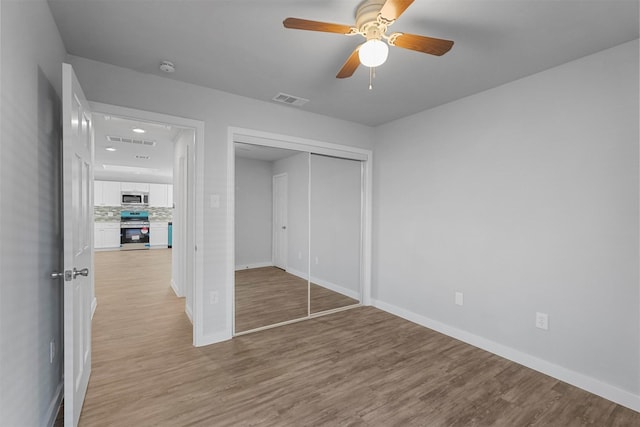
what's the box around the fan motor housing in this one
[355,0,386,30]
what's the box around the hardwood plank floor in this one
[73,249,640,426]
[235,267,359,332]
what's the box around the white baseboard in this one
[185,303,193,324]
[171,279,183,297]
[311,276,359,300]
[371,298,640,413]
[45,381,63,427]
[286,267,307,280]
[235,261,273,271]
[195,330,232,347]
[286,268,359,300]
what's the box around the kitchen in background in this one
[94,181,174,250]
[92,112,180,251]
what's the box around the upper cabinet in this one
[95,180,173,207]
[121,182,150,192]
[94,180,121,206]
[149,183,174,208]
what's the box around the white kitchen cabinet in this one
[149,183,174,208]
[149,183,168,207]
[94,180,121,206]
[94,180,104,206]
[103,181,121,205]
[121,182,150,192]
[150,222,169,247]
[94,223,121,249]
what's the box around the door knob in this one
[73,267,89,278]
[51,270,72,281]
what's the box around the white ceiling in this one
[48,0,639,127]
[93,113,182,183]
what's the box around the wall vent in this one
[106,135,156,146]
[272,92,309,107]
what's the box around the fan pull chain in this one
[369,67,376,90]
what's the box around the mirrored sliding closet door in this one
[234,143,364,334]
[309,154,362,314]
[234,144,309,333]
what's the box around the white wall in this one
[373,40,640,403]
[273,152,310,276]
[67,55,374,341]
[0,0,67,425]
[310,155,362,297]
[235,157,273,269]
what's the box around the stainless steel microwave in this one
[121,192,149,206]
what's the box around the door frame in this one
[272,172,288,270]
[89,102,206,346]
[227,126,373,336]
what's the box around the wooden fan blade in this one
[392,33,454,56]
[379,0,414,22]
[283,17,354,35]
[336,47,361,79]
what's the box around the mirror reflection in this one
[234,143,364,333]
[310,154,362,313]
[234,143,309,332]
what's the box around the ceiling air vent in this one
[272,92,309,107]
[106,135,156,146]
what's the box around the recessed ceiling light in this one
[132,128,146,134]
[105,147,117,152]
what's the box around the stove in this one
[120,210,150,250]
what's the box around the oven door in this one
[120,224,150,250]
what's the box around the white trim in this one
[185,303,193,324]
[91,297,97,319]
[89,102,205,347]
[372,298,640,413]
[227,127,237,339]
[170,279,182,297]
[311,277,360,300]
[235,262,273,271]
[198,330,233,347]
[45,382,63,427]
[286,267,308,281]
[286,267,360,300]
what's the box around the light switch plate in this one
[455,291,463,306]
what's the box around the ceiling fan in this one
[283,0,454,80]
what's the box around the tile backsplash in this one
[94,206,173,222]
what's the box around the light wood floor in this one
[235,266,359,332]
[71,249,640,426]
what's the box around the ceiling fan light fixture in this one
[358,39,389,67]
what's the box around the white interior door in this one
[62,63,94,427]
[273,173,288,270]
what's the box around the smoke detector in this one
[159,61,175,73]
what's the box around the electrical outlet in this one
[455,291,463,306]
[315,257,319,265]
[210,291,219,304]
[536,312,549,330]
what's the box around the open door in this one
[62,63,94,426]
